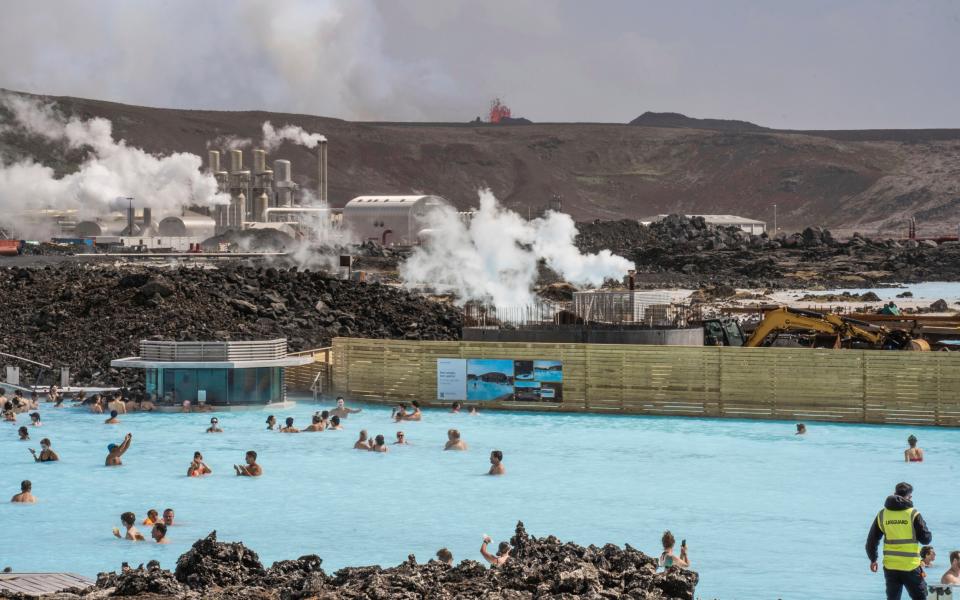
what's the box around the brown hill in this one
[2,89,959,234]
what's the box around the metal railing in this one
[139,339,288,362]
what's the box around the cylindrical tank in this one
[157,213,217,239]
[208,150,221,173]
[232,193,245,229]
[230,149,243,173]
[274,159,291,182]
[253,149,267,174]
[74,221,104,238]
[254,193,269,222]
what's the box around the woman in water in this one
[29,412,42,426]
[372,434,388,452]
[659,530,690,569]
[29,438,59,462]
[142,509,159,526]
[2,402,16,422]
[328,416,343,430]
[206,417,222,433]
[18,426,30,441]
[905,435,924,462]
[188,451,212,477]
[265,415,277,430]
[113,512,145,541]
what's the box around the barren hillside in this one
[2,90,959,234]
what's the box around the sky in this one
[0,0,957,129]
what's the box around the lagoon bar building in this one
[111,339,313,407]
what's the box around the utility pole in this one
[773,204,777,234]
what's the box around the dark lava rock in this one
[0,264,462,390]
[930,298,950,312]
[174,531,266,589]
[69,524,697,599]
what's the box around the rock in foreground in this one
[24,525,698,600]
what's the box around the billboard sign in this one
[437,358,563,403]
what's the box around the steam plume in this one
[0,93,229,236]
[262,121,326,152]
[399,189,634,306]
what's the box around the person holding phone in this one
[659,530,690,569]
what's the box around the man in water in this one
[280,417,299,433]
[444,429,468,451]
[151,523,170,544]
[866,481,932,600]
[405,401,422,421]
[921,546,936,579]
[143,509,159,525]
[795,423,806,435]
[105,433,133,466]
[393,431,408,445]
[105,410,120,424]
[29,412,41,426]
[942,551,960,584]
[436,548,454,565]
[372,434,388,452]
[11,480,35,503]
[113,512,145,541]
[18,426,29,440]
[330,397,362,419]
[488,450,505,475]
[29,438,59,462]
[304,415,325,432]
[328,415,343,430]
[162,508,175,526]
[354,430,372,450]
[392,404,409,421]
[480,535,510,567]
[235,450,262,476]
[206,417,223,433]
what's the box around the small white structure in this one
[642,214,766,235]
[343,195,451,246]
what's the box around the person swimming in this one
[488,450,505,475]
[206,417,223,433]
[104,410,120,425]
[330,397,362,419]
[113,512,145,541]
[905,435,924,462]
[2,402,16,422]
[162,508,175,526]
[328,415,343,430]
[105,433,133,466]
[372,434,388,453]
[405,401,422,421]
[142,509,159,526]
[304,414,325,432]
[266,415,277,430]
[393,431,408,445]
[795,423,806,435]
[18,426,29,441]
[392,404,409,422]
[354,430,372,450]
[151,523,170,544]
[188,452,212,477]
[480,535,510,567]
[444,429,468,451]
[29,438,59,462]
[280,417,299,433]
[29,412,41,426]
[450,402,462,414]
[10,480,36,504]
[469,406,479,416]
[234,450,262,476]
[436,548,454,565]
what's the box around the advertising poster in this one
[437,358,467,401]
[438,357,564,403]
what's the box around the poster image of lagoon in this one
[534,360,563,382]
[466,359,515,402]
[511,360,563,402]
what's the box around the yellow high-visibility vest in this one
[878,507,921,571]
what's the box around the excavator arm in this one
[744,307,884,348]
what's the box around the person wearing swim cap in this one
[105,433,133,466]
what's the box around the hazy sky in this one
[1,0,957,129]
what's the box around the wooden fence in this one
[286,347,333,394]
[332,337,960,426]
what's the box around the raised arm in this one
[117,434,133,456]
[480,540,498,565]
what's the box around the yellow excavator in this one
[703,307,930,350]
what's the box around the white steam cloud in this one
[400,189,634,306]
[0,94,229,236]
[261,121,326,152]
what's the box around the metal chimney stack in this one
[317,137,328,206]
[229,149,243,173]
[253,149,267,174]
[208,150,221,173]
[142,207,152,229]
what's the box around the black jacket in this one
[866,495,932,563]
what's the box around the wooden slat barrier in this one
[331,337,960,426]
[285,348,333,392]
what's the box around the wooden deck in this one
[0,573,94,597]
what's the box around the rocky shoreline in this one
[0,264,461,390]
[4,524,697,599]
[576,215,960,289]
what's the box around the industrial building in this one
[111,339,313,408]
[641,214,767,234]
[342,195,453,246]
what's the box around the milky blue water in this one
[2,399,959,600]
[814,281,960,302]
